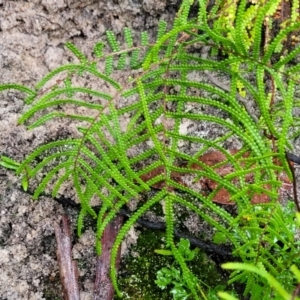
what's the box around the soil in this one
[0,1,180,299]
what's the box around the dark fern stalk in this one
[1,0,300,298]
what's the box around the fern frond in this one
[35,64,121,91]
[110,189,168,297]
[252,0,280,60]
[263,22,300,65]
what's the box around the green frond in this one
[63,77,74,97]
[72,171,97,218]
[19,99,104,123]
[234,0,247,56]
[156,20,168,42]
[0,83,36,97]
[277,80,295,179]
[33,161,72,199]
[124,27,133,48]
[105,55,113,76]
[65,42,89,65]
[137,79,166,163]
[252,0,281,60]
[177,0,192,25]
[291,0,299,24]
[34,64,120,91]
[165,194,175,247]
[93,42,105,58]
[263,22,300,65]
[116,52,126,70]
[273,43,300,70]
[52,169,73,198]
[130,49,141,69]
[110,190,167,297]
[172,247,200,299]
[106,30,120,52]
[16,139,81,174]
[141,31,149,47]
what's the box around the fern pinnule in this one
[65,42,89,65]
[124,27,134,48]
[165,195,175,248]
[274,43,300,70]
[116,52,126,70]
[52,169,73,198]
[106,30,120,52]
[19,99,104,124]
[137,79,167,163]
[72,171,97,218]
[29,113,94,130]
[33,161,73,200]
[141,31,149,47]
[34,64,120,91]
[16,139,80,175]
[93,42,104,58]
[170,181,234,224]
[0,84,36,101]
[277,80,294,178]
[263,22,300,65]
[143,23,199,70]
[19,86,112,124]
[104,56,113,76]
[234,0,247,56]
[177,0,193,26]
[130,49,141,69]
[156,20,168,42]
[197,0,236,50]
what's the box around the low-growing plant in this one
[1,0,300,298]
[155,238,200,299]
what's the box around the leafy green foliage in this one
[221,262,300,300]
[155,239,201,300]
[1,0,300,298]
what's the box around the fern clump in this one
[1,0,300,298]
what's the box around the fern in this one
[1,0,300,298]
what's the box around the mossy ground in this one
[117,227,231,299]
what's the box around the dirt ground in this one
[0,1,179,299]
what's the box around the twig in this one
[54,215,80,300]
[94,215,124,300]
[286,151,300,212]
